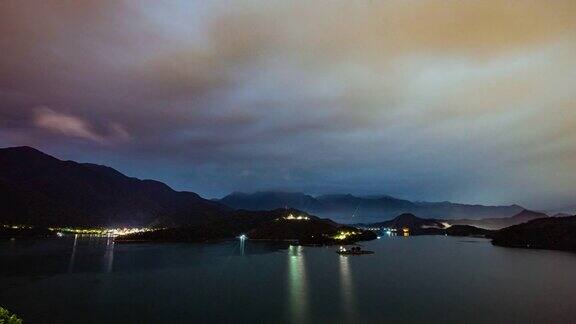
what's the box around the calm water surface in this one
[1,235,576,323]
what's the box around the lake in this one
[1,235,576,323]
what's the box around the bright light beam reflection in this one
[104,234,114,273]
[68,234,78,273]
[339,255,355,321]
[239,234,246,256]
[288,245,308,323]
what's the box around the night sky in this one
[1,1,575,209]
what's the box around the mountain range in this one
[219,191,525,223]
[0,146,550,229]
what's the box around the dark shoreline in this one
[491,216,576,252]
[5,216,576,253]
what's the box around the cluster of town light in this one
[284,214,310,221]
[3,224,157,238]
[48,227,155,237]
[107,228,154,236]
[356,226,411,237]
[382,227,409,237]
[333,231,361,240]
[2,224,33,230]
[48,227,104,235]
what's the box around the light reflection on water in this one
[104,235,114,273]
[339,255,355,321]
[3,236,576,323]
[239,236,246,256]
[288,245,307,323]
[68,234,78,273]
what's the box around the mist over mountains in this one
[219,191,524,223]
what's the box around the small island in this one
[356,213,495,238]
[115,208,377,245]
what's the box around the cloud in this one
[33,107,131,145]
[34,108,105,143]
[0,1,575,208]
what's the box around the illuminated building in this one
[283,214,310,221]
[402,228,410,237]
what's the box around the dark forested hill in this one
[0,146,230,227]
[492,216,576,251]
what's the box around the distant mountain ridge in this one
[221,191,321,212]
[448,209,549,230]
[546,205,576,216]
[219,191,524,223]
[0,146,230,227]
[356,209,551,231]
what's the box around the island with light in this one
[114,208,377,245]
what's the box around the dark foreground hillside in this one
[0,146,229,227]
[492,216,576,251]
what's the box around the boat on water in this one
[336,246,374,255]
